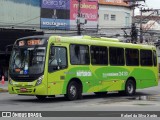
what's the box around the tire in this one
[125,79,136,96]
[65,81,80,101]
[94,92,107,96]
[36,95,47,101]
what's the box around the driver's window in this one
[48,46,67,72]
[14,53,21,68]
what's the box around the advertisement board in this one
[70,0,98,29]
[41,0,70,9]
[41,18,70,30]
[99,0,129,6]
[41,8,70,19]
[70,0,98,21]
[41,0,98,30]
[41,0,70,30]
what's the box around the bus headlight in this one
[8,76,13,85]
[36,75,44,86]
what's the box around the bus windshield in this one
[9,46,46,75]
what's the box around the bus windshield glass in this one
[9,46,46,75]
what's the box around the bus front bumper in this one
[8,83,47,95]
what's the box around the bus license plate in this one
[20,88,27,92]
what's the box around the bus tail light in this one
[36,75,44,86]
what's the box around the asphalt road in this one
[0,84,160,111]
[0,82,160,119]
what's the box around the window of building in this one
[70,44,90,65]
[126,49,139,66]
[111,15,116,21]
[91,46,108,65]
[109,47,124,65]
[125,13,130,27]
[140,50,153,66]
[104,14,109,21]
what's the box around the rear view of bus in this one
[8,36,48,99]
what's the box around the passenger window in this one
[140,50,153,66]
[126,49,139,66]
[153,50,157,66]
[70,44,90,65]
[109,47,124,66]
[91,46,108,65]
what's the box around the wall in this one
[98,5,132,29]
[0,0,40,29]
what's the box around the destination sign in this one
[18,39,44,46]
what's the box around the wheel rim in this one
[69,85,77,97]
[127,82,133,94]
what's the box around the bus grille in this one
[11,76,38,82]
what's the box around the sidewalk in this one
[0,81,8,92]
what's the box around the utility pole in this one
[77,0,81,35]
[131,2,136,23]
[123,0,145,43]
[140,7,143,43]
[129,3,140,43]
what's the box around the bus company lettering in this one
[77,71,92,77]
[103,72,128,78]
[73,3,97,9]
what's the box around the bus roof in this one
[50,35,156,50]
[15,35,156,50]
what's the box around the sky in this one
[135,0,160,15]
[145,0,159,9]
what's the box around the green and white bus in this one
[8,35,158,100]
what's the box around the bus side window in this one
[125,49,139,66]
[49,47,57,66]
[109,47,124,66]
[153,50,157,66]
[48,46,67,72]
[70,44,89,65]
[91,46,108,65]
[140,50,153,66]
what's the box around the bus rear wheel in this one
[36,95,47,101]
[65,81,80,101]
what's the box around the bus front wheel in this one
[125,79,136,96]
[65,81,80,101]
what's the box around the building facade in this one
[0,0,132,34]
[98,0,132,37]
[0,0,40,29]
